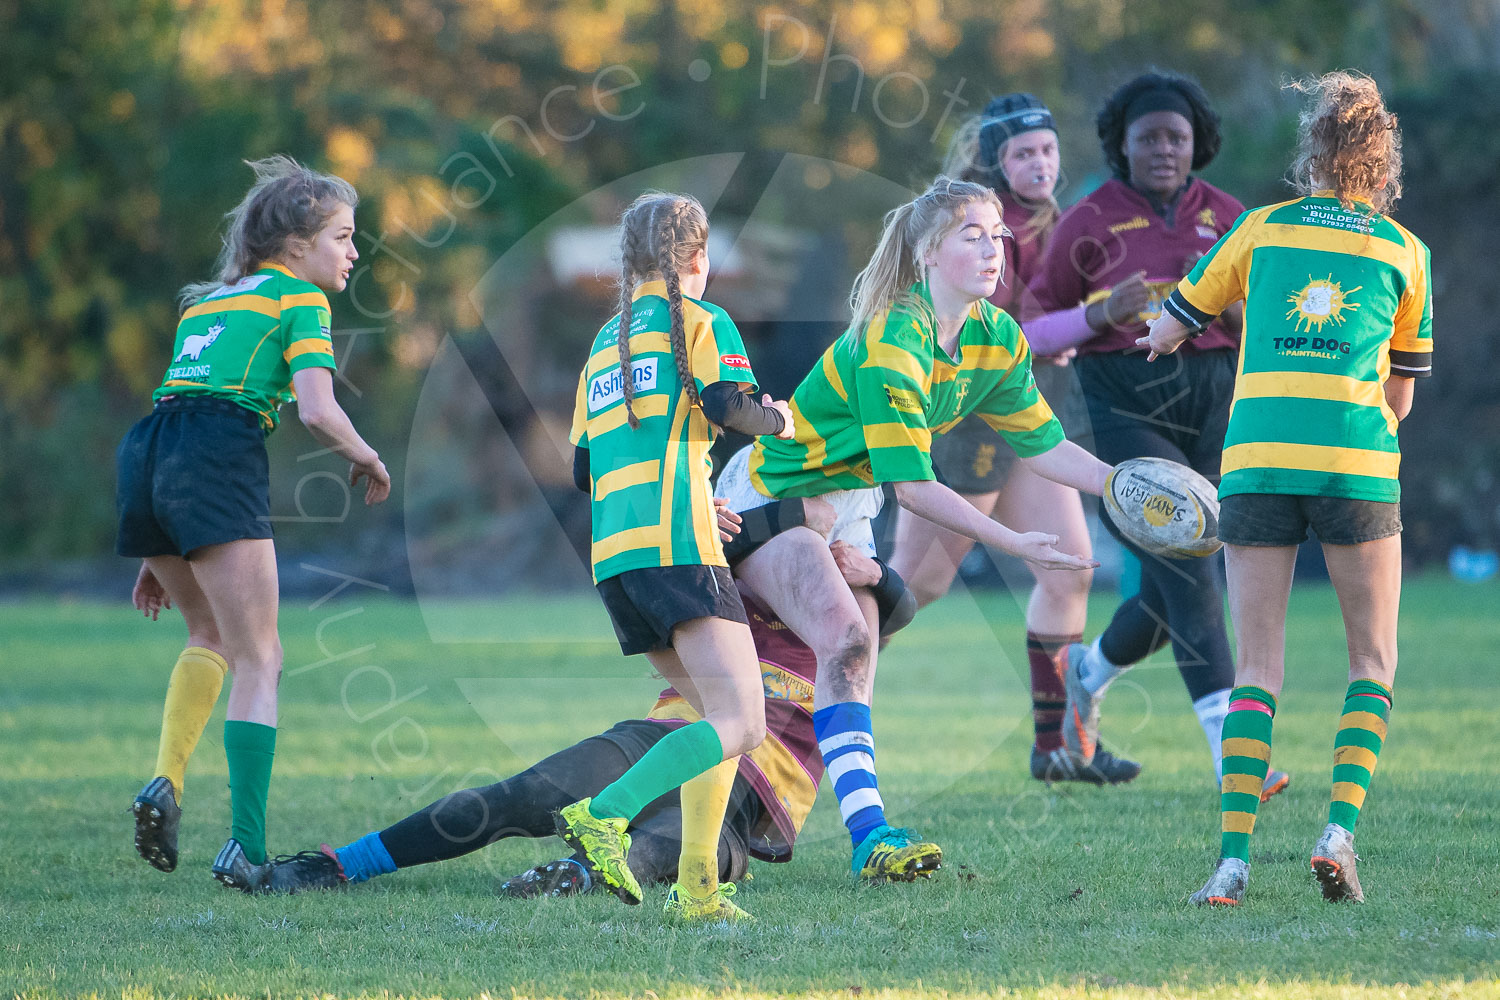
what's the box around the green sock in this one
[1329,679,1392,833]
[1219,686,1276,864]
[589,719,724,823]
[224,720,276,864]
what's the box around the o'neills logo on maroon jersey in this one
[721,353,751,370]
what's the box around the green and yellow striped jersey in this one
[153,263,337,432]
[570,280,758,583]
[1164,193,1433,502]
[749,282,1063,497]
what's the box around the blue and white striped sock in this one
[334,831,398,884]
[813,702,887,847]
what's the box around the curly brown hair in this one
[1287,71,1402,213]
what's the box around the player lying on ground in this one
[267,505,921,906]
[1139,71,1430,907]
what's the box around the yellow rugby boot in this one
[553,798,642,905]
[664,881,754,923]
[852,825,943,883]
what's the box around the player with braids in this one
[120,156,390,891]
[560,191,794,922]
[889,93,1140,786]
[614,213,647,427]
[1140,71,1430,906]
[660,200,708,410]
[717,176,1114,882]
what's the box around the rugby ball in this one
[1103,457,1222,559]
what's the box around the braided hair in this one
[613,192,709,428]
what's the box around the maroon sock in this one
[1028,631,1080,753]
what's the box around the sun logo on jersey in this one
[1286,275,1361,333]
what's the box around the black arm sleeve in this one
[699,381,786,437]
[869,559,917,637]
[572,445,590,494]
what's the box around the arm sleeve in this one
[1388,237,1433,378]
[869,558,917,637]
[699,381,786,436]
[972,335,1065,457]
[279,287,337,373]
[687,306,759,392]
[1020,304,1094,355]
[572,445,591,493]
[851,314,937,482]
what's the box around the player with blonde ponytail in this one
[717,176,1115,881]
[562,191,793,922]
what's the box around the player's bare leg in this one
[132,555,227,872]
[1190,542,1296,907]
[1311,535,1401,903]
[736,527,939,880]
[188,538,283,889]
[645,620,764,920]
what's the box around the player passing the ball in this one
[555,192,795,922]
[716,176,1112,882]
[1137,72,1431,906]
[888,93,1138,786]
[120,156,390,891]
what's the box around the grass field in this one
[2,575,1498,999]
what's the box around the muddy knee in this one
[817,618,873,702]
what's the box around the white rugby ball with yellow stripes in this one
[1103,457,1222,559]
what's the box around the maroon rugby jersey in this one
[989,190,1055,315]
[646,591,821,863]
[1026,177,1245,355]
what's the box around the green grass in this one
[2,576,1497,999]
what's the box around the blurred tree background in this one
[2,0,1496,590]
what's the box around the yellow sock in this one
[152,647,228,802]
[676,757,738,899]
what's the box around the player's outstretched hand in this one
[1013,532,1100,572]
[714,497,742,543]
[132,561,171,621]
[1136,311,1193,362]
[765,395,795,440]
[351,455,391,505]
[830,540,882,588]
